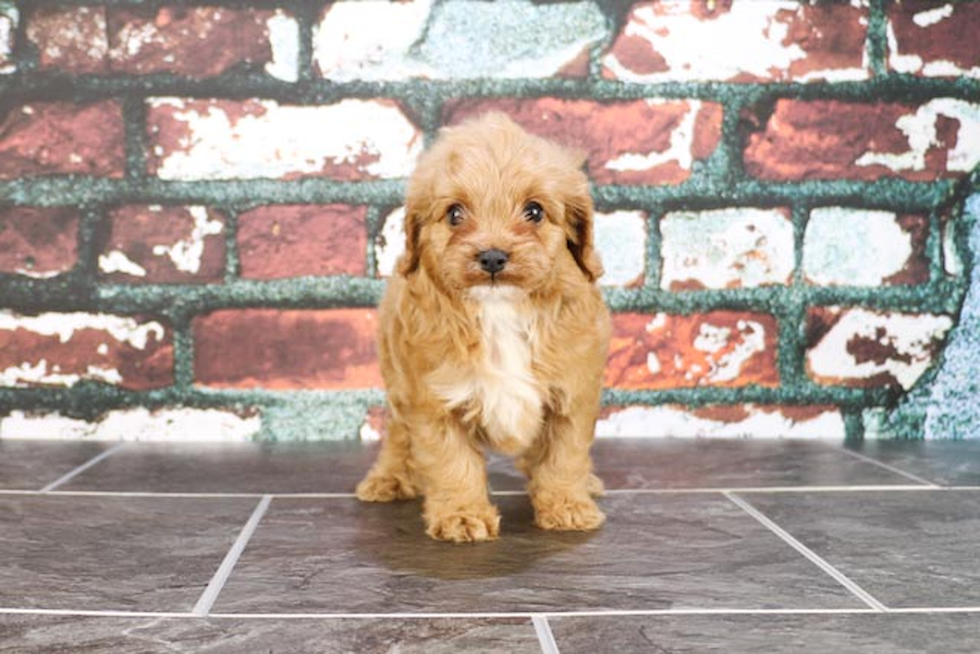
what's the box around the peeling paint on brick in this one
[98,206,226,283]
[445,98,722,185]
[0,311,172,390]
[314,0,606,81]
[606,312,779,389]
[888,1,980,79]
[660,208,794,290]
[375,207,405,278]
[744,99,980,181]
[854,99,980,175]
[803,208,927,286]
[0,2,17,74]
[594,211,646,288]
[265,11,300,82]
[0,408,260,442]
[806,308,953,390]
[596,404,845,439]
[602,0,868,83]
[147,98,422,181]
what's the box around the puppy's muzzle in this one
[478,249,509,275]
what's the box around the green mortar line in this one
[867,0,889,79]
[790,204,808,286]
[775,296,808,390]
[643,205,662,289]
[122,96,148,181]
[222,208,241,283]
[927,210,944,284]
[290,0,317,84]
[1,179,956,213]
[843,411,866,444]
[363,205,383,279]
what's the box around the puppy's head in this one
[397,113,603,294]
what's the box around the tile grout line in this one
[0,485,975,499]
[38,443,128,493]
[723,491,889,613]
[824,443,941,487]
[192,494,272,617]
[4,607,980,619]
[532,614,560,654]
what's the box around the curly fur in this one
[356,113,611,543]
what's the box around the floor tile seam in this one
[4,607,980,619]
[2,486,974,499]
[823,444,942,487]
[722,491,889,613]
[37,443,128,493]
[532,614,560,654]
[191,494,273,617]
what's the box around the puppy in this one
[356,113,611,543]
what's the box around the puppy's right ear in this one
[396,208,422,276]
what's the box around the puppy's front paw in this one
[356,473,417,502]
[532,493,605,531]
[425,505,501,543]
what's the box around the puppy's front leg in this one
[415,417,500,543]
[523,406,605,531]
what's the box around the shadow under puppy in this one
[357,113,611,543]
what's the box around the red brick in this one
[605,312,779,389]
[146,98,421,181]
[444,98,722,185]
[0,102,125,179]
[98,206,226,284]
[888,1,980,78]
[238,205,367,279]
[0,312,173,390]
[193,309,381,389]
[25,6,295,79]
[743,99,980,181]
[603,1,868,83]
[0,207,78,278]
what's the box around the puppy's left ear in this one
[563,172,604,282]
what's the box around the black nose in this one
[478,249,509,274]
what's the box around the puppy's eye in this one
[523,201,544,223]
[446,204,465,227]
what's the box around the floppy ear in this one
[396,208,423,276]
[564,174,604,282]
[396,176,429,276]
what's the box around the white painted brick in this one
[0,408,260,442]
[596,405,845,439]
[660,208,794,290]
[314,0,605,81]
[595,210,646,287]
[804,208,913,286]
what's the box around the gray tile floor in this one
[0,437,977,653]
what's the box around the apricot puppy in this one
[356,113,611,543]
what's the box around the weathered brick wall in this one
[1,1,978,441]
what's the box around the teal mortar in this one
[0,0,978,440]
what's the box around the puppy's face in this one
[398,114,602,294]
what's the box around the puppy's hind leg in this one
[356,418,419,502]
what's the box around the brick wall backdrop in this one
[0,0,978,442]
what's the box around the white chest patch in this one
[430,286,544,453]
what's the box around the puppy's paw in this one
[533,493,605,531]
[425,505,501,543]
[587,472,605,497]
[356,473,417,502]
